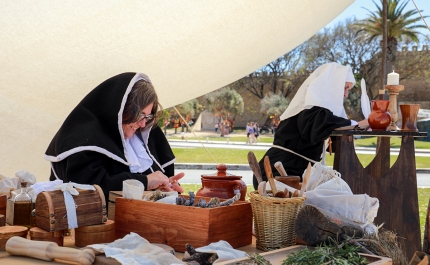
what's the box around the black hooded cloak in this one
[253,106,351,190]
[45,73,175,197]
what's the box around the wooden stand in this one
[331,130,427,260]
[384,85,404,131]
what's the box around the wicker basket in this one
[249,191,306,251]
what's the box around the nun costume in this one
[45,73,176,198]
[253,62,358,189]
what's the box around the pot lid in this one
[201,164,242,180]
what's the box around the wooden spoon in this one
[300,162,312,197]
[263,156,277,195]
[248,151,263,184]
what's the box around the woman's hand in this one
[169,172,185,193]
[146,171,185,192]
[358,119,369,129]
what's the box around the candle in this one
[387,71,399,85]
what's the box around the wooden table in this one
[330,130,427,260]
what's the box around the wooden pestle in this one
[274,161,288,176]
[300,163,312,197]
[6,236,95,265]
[263,156,278,195]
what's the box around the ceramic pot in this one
[400,104,420,132]
[368,100,391,131]
[196,164,247,201]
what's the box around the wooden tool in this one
[247,151,263,184]
[257,181,267,196]
[300,162,312,197]
[263,156,277,195]
[6,236,95,265]
[274,161,288,176]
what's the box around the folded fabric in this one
[89,232,184,265]
[195,240,247,264]
[0,175,19,197]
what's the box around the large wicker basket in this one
[249,191,306,251]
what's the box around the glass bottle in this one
[13,181,33,227]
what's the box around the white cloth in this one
[30,179,63,202]
[89,232,184,265]
[0,175,19,197]
[125,134,153,173]
[54,182,96,229]
[15,169,37,185]
[280,62,356,121]
[195,240,247,264]
[361,78,371,119]
[303,163,379,231]
[143,191,178,204]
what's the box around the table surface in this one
[0,234,264,264]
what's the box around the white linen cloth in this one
[361,78,371,119]
[304,163,379,233]
[0,175,19,197]
[195,240,248,264]
[15,169,37,185]
[29,179,63,202]
[280,62,356,121]
[125,134,153,173]
[89,232,184,265]
[53,182,96,229]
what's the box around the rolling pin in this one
[6,236,95,265]
[274,161,288,176]
[263,156,278,195]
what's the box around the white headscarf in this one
[280,62,355,121]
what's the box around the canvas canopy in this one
[0,0,354,181]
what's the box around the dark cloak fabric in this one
[45,73,175,197]
[253,106,351,190]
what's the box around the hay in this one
[357,227,408,265]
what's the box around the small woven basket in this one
[249,191,306,251]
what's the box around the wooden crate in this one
[115,196,253,252]
[108,191,122,221]
[34,184,107,231]
[217,245,392,265]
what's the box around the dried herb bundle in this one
[281,238,369,265]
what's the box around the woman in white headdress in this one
[253,62,368,189]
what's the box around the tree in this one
[259,92,289,119]
[356,0,428,73]
[205,87,244,131]
[174,99,202,119]
[232,45,306,99]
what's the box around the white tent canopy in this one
[0,0,353,181]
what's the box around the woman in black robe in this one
[45,72,183,197]
[253,62,368,189]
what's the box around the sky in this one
[324,0,430,36]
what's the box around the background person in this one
[253,62,368,189]
[45,73,184,198]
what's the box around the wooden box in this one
[35,184,107,231]
[30,226,64,246]
[217,245,392,265]
[0,226,28,250]
[115,196,253,252]
[74,219,116,247]
[108,191,122,221]
[0,194,6,216]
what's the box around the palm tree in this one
[356,0,428,72]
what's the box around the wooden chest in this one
[35,184,107,231]
[115,196,253,252]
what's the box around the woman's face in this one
[344,82,353,98]
[122,103,154,139]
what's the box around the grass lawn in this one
[180,184,430,244]
[172,147,430,168]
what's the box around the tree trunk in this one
[294,205,365,246]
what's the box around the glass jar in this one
[13,181,33,228]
